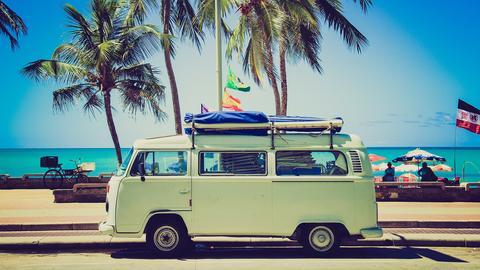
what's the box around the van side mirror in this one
[138,162,146,182]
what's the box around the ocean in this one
[0,147,479,182]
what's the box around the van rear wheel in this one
[146,220,188,257]
[302,225,341,256]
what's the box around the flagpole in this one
[454,124,457,179]
[215,0,223,111]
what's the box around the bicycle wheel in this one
[76,173,89,184]
[43,169,64,189]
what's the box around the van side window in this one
[276,151,348,176]
[130,151,187,176]
[200,152,266,175]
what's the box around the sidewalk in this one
[1,229,480,250]
[2,190,480,225]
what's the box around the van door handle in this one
[179,189,190,194]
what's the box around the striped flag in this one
[222,89,243,111]
[200,104,209,113]
[226,68,250,92]
[456,99,480,134]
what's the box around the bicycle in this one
[41,156,92,189]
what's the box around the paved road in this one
[1,246,479,270]
[1,190,480,224]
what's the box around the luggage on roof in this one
[183,111,343,135]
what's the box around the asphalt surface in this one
[1,246,479,270]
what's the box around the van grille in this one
[349,151,363,173]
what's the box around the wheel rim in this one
[44,170,62,189]
[153,226,179,251]
[308,226,334,252]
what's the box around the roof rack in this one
[183,112,343,150]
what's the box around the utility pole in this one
[215,0,223,111]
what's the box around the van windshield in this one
[116,148,133,176]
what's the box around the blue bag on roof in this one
[184,111,269,135]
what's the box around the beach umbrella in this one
[369,154,386,163]
[392,148,446,164]
[431,164,453,172]
[372,162,390,172]
[395,164,419,172]
[398,173,418,182]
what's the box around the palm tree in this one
[22,0,167,165]
[0,0,27,50]
[278,0,371,115]
[225,0,283,115]
[130,0,204,134]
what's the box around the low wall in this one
[376,186,480,202]
[0,174,112,189]
[52,184,480,203]
[53,183,108,203]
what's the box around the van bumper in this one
[360,227,383,238]
[99,221,114,235]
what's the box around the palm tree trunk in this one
[264,37,281,115]
[103,91,123,166]
[279,44,288,116]
[163,0,182,135]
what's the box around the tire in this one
[43,169,64,189]
[146,219,189,257]
[76,173,89,184]
[302,225,341,256]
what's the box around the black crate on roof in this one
[40,156,59,168]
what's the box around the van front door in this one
[191,151,272,235]
[116,150,191,233]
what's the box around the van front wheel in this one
[302,225,341,256]
[147,221,188,257]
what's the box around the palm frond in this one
[314,0,368,53]
[22,60,91,84]
[0,22,18,49]
[197,0,236,32]
[117,79,166,121]
[0,0,27,49]
[120,24,168,64]
[116,63,160,84]
[64,4,96,50]
[124,0,158,25]
[80,87,103,116]
[352,0,373,13]
[175,0,205,51]
[52,44,95,68]
[51,84,89,113]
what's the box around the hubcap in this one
[153,226,179,251]
[309,226,334,252]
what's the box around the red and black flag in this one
[456,99,480,134]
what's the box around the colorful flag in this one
[223,89,243,111]
[200,104,209,114]
[456,99,480,134]
[226,68,250,92]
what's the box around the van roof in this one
[133,133,365,150]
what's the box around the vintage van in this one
[99,112,382,256]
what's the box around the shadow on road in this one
[110,245,467,263]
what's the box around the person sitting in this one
[382,162,395,182]
[168,152,187,174]
[417,162,438,182]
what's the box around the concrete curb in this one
[0,223,99,231]
[1,239,479,251]
[2,221,480,232]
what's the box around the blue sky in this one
[1,0,479,148]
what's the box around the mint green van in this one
[99,113,382,256]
